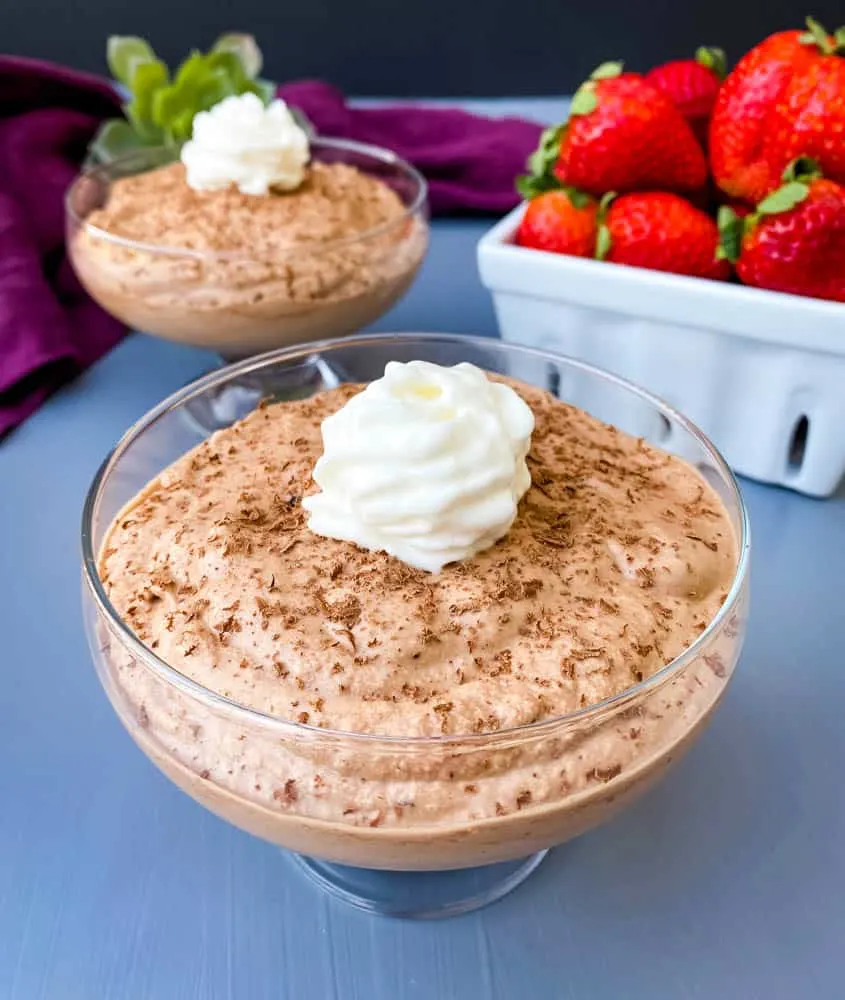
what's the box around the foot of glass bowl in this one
[287,850,549,919]
[181,353,349,434]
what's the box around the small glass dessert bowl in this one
[65,138,429,360]
[81,334,750,919]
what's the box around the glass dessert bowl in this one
[81,334,750,918]
[66,139,429,360]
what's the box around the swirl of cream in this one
[181,93,309,196]
[303,361,535,572]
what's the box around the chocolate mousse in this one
[97,372,740,867]
[70,156,427,356]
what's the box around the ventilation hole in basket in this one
[547,365,561,398]
[657,413,672,442]
[787,415,810,473]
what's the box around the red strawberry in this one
[597,192,731,280]
[718,159,845,301]
[515,188,597,256]
[645,46,727,146]
[522,63,708,198]
[710,18,845,203]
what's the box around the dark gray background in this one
[5,0,843,96]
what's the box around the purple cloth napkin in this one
[0,56,125,437]
[279,80,541,215]
[0,62,542,437]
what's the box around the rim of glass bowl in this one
[80,332,751,750]
[65,136,429,262]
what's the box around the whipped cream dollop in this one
[303,361,535,572]
[181,93,309,196]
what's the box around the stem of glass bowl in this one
[287,850,549,919]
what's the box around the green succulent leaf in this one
[757,182,811,215]
[168,108,197,144]
[173,51,206,91]
[125,58,169,121]
[570,86,598,116]
[206,50,250,88]
[95,33,286,161]
[88,118,150,163]
[695,46,727,78]
[197,69,240,112]
[150,85,184,130]
[107,35,158,87]
[255,78,278,105]
[212,33,263,79]
[590,61,624,81]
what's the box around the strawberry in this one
[515,188,597,256]
[596,192,731,280]
[718,159,845,301]
[645,47,727,146]
[710,17,845,203]
[521,63,708,198]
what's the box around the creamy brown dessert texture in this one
[72,161,426,355]
[98,377,740,852]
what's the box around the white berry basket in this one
[478,203,845,498]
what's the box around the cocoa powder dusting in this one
[99,375,736,738]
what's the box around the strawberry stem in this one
[595,223,612,261]
[597,191,618,221]
[716,206,745,263]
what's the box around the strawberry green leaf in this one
[563,186,593,210]
[212,33,263,79]
[782,157,822,183]
[757,182,811,215]
[695,46,727,78]
[800,17,835,54]
[716,206,744,263]
[570,86,598,116]
[595,224,612,260]
[528,123,565,176]
[590,61,624,81]
[516,172,562,200]
[107,36,158,88]
[834,26,845,52]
